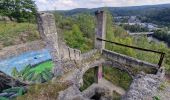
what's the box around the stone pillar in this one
[98,64,103,83]
[95,10,106,51]
[37,12,63,76]
[94,64,103,83]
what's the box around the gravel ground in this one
[155,80,170,100]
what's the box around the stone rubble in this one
[122,72,163,100]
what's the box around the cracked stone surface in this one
[122,72,163,100]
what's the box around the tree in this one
[0,0,14,17]
[0,0,37,22]
[153,29,170,46]
[75,13,95,40]
[64,24,92,52]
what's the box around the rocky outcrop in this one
[0,71,27,92]
[0,16,11,21]
[122,72,163,100]
[58,84,112,100]
[58,85,86,100]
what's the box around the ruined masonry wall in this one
[0,40,45,60]
[102,49,159,68]
[59,42,81,61]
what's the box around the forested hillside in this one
[57,4,170,26]
[58,4,170,16]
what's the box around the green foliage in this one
[74,13,95,39]
[3,87,25,96]
[64,24,92,52]
[152,96,160,100]
[112,91,121,100]
[11,61,54,83]
[153,29,170,46]
[12,67,19,78]
[16,82,70,100]
[80,68,95,91]
[108,37,137,57]
[120,24,149,32]
[29,61,54,74]
[54,12,95,52]
[80,66,132,91]
[158,82,166,91]
[104,67,132,90]
[0,87,25,99]
[0,0,37,22]
[145,8,170,26]
[105,10,114,41]
[0,97,9,100]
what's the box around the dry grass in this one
[0,22,39,47]
[16,82,71,100]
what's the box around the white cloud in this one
[36,0,47,4]
[35,0,170,11]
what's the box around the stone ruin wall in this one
[0,40,81,61]
[0,40,45,60]
[0,13,82,62]
[59,42,81,61]
[102,49,159,69]
[32,11,166,100]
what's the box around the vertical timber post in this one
[94,10,106,83]
[37,12,63,76]
[95,10,106,52]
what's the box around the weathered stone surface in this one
[82,83,112,99]
[0,16,11,21]
[95,11,106,51]
[0,71,27,92]
[103,49,159,69]
[37,12,82,76]
[58,85,85,100]
[155,81,170,100]
[58,84,112,100]
[81,49,98,60]
[122,72,163,100]
[0,40,45,60]
[37,12,63,76]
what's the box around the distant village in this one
[115,16,160,32]
[115,16,170,47]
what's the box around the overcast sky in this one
[35,0,170,11]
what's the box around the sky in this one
[34,0,170,11]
